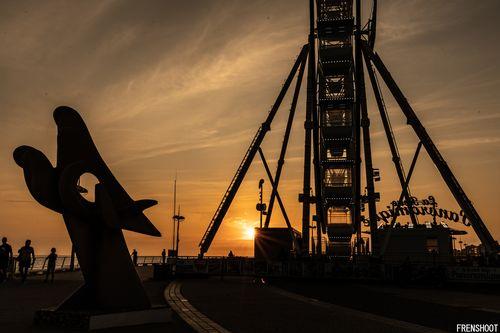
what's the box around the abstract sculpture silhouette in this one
[13,106,161,311]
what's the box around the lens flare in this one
[244,226,255,240]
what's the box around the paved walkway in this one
[0,267,192,332]
[178,277,448,333]
[165,281,230,333]
[3,268,498,332]
[367,284,500,314]
[274,279,500,331]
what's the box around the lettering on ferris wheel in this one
[376,195,470,226]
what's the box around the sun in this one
[243,226,255,240]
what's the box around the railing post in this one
[69,245,75,271]
[41,258,47,272]
[219,257,224,280]
[30,257,36,273]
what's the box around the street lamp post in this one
[256,179,267,228]
[171,178,177,256]
[173,207,185,257]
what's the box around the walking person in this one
[131,249,138,266]
[161,249,166,264]
[44,248,57,283]
[17,239,35,283]
[0,237,13,282]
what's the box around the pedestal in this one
[34,305,171,330]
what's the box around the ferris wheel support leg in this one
[198,45,309,257]
[264,47,307,229]
[363,50,418,228]
[361,41,499,258]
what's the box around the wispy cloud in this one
[1,0,499,255]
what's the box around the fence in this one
[165,257,357,279]
[134,256,164,266]
[5,255,498,283]
[9,256,165,276]
[159,257,500,282]
[7,255,80,276]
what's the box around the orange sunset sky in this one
[1,0,499,256]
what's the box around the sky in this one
[1,0,499,256]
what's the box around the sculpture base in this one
[34,305,171,330]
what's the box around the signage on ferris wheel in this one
[375,195,470,227]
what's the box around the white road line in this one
[268,286,446,333]
[473,307,500,314]
[164,281,231,333]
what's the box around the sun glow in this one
[243,226,255,240]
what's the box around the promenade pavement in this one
[0,267,193,332]
[2,268,499,333]
[179,277,500,333]
[274,279,500,331]
[180,277,435,333]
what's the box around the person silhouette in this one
[228,250,234,258]
[18,239,35,283]
[161,249,166,264]
[44,248,57,283]
[0,237,13,282]
[131,249,138,266]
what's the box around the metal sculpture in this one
[13,106,161,311]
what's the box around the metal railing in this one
[7,255,166,276]
[5,255,80,276]
[4,255,497,283]
[134,256,165,266]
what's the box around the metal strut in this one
[258,148,300,253]
[367,0,377,49]
[357,36,378,240]
[264,45,307,228]
[362,48,418,228]
[361,41,499,256]
[380,142,422,257]
[353,0,363,251]
[309,0,324,255]
[198,45,309,257]
[300,1,316,255]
